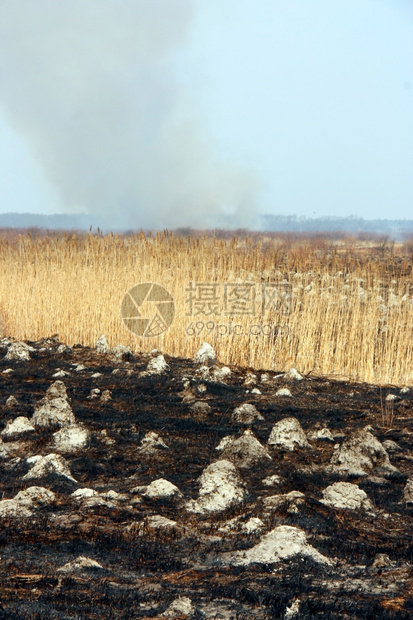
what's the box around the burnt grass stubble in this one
[0,338,412,619]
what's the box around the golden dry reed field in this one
[0,228,412,386]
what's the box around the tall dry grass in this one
[0,229,412,385]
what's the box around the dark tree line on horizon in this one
[0,211,413,240]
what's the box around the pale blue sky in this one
[0,0,412,227]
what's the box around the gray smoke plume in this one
[0,0,259,230]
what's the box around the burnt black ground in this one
[0,338,412,619]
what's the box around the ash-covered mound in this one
[0,336,412,619]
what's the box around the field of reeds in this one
[0,228,412,385]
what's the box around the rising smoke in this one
[0,0,259,230]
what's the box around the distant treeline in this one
[260,214,413,240]
[0,212,105,231]
[0,212,413,240]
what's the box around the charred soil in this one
[0,338,412,619]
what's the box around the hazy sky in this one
[0,0,412,228]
